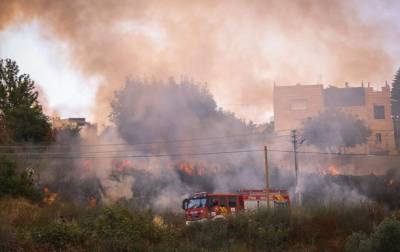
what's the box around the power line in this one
[2,146,400,161]
[0,132,271,149]
[0,133,290,154]
[0,139,266,156]
[0,148,265,160]
[269,149,400,158]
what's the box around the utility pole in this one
[264,146,270,208]
[291,130,300,205]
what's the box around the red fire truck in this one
[182,189,290,224]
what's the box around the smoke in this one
[2,0,400,210]
[1,0,399,124]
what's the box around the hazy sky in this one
[0,22,99,118]
[0,0,399,124]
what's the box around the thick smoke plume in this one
[2,1,400,210]
[1,0,399,123]
[31,79,272,210]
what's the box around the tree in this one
[391,67,400,117]
[0,59,53,143]
[302,109,371,152]
[0,155,41,201]
[345,218,400,252]
[110,77,257,151]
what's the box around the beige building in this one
[273,83,396,154]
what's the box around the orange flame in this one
[179,162,195,175]
[43,186,58,205]
[327,165,339,176]
[88,195,97,208]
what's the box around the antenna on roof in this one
[361,81,364,87]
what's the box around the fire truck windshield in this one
[187,198,206,209]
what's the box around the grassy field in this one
[1,197,399,252]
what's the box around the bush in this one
[182,210,291,251]
[0,198,395,251]
[32,221,83,250]
[0,156,41,201]
[86,205,161,251]
[345,218,400,252]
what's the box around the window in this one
[228,197,237,207]
[219,197,227,207]
[187,198,206,209]
[376,133,382,144]
[207,197,218,207]
[207,197,226,207]
[374,105,385,119]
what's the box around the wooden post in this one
[264,146,270,208]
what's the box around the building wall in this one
[364,86,395,153]
[273,84,396,154]
[273,84,324,133]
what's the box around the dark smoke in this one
[1,0,399,210]
[1,0,399,123]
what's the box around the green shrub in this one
[0,156,41,201]
[87,205,160,251]
[31,221,83,249]
[345,218,400,252]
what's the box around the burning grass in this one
[0,197,396,252]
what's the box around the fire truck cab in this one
[182,189,290,224]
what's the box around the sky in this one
[0,0,399,124]
[0,22,99,119]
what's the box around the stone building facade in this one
[273,83,395,154]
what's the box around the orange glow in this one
[43,187,58,205]
[327,165,340,176]
[88,196,97,208]
[179,162,195,176]
[178,161,215,176]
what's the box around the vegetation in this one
[0,58,53,143]
[0,156,41,201]
[0,58,399,251]
[302,109,371,152]
[345,217,400,252]
[0,198,393,251]
[391,67,400,118]
[110,77,259,150]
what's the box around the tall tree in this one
[0,59,53,143]
[391,67,400,117]
[302,109,371,152]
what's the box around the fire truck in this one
[182,189,290,224]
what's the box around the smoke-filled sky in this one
[0,0,399,124]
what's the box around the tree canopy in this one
[110,77,258,152]
[0,59,53,143]
[391,68,400,117]
[302,109,371,152]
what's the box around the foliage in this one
[0,118,12,144]
[0,156,41,201]
[0,198,389,251]
[391,67,400,117]
[88,206,160,251]
[54,124,82,144]
[345,218,400,252]
[32,221,83,249]
[302,109,371,152]
[110,77,259,150]
[0,58,53,143]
